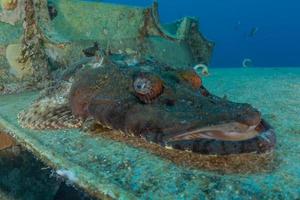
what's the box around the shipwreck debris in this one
[18,0,50,82]
[0,0,24,25]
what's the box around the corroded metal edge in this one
[0,112,136,200]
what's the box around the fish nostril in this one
[238,109,261,126]
[165,99,176,106]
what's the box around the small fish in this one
[82,42,100,57]
[234,21,241,31]
[249,27,259,37]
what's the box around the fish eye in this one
[133,75,164,104]
[134,78,151,95]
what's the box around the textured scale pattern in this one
[18,98,83,130]
[18,81,83,130]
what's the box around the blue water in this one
[86,0,300,67]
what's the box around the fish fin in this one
[18,99,82,130]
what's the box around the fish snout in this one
[236,105,261,126]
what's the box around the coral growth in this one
[18,0,49,82]
[0,0,23,25]
[179,70,202,89]
[1,0,18,10]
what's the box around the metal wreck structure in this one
[0,0,213,91]
[0,1,276,200]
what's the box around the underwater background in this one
[0,0,300,200]
[87,0,300,67]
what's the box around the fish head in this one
[70,62,276,155]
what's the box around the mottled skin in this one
[69,59,276,155]
[17,55,276,155]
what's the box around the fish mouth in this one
[166,121,261,142]
[164,119,276,155]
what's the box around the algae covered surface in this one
[0,67,299,199]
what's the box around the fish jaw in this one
[163,119,276,155]
[165,122,261,142]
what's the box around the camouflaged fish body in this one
[17,55,276,155]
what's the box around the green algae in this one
[0,22,22,44]
[47,0,145,42]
